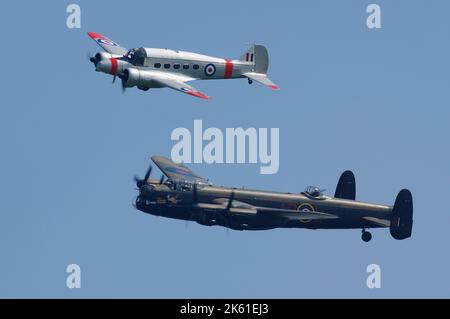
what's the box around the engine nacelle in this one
[96,51,112,62]
[92,52,126,75]
[121,68,164,89]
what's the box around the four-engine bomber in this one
[134,156,413,242]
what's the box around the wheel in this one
[248,79,253,85]
[361,231,372,242]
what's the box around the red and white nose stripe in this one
[95,56,119,75]
[109,57,118,75]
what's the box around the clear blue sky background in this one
[1,1,449,298]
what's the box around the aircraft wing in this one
[243,72,279,90]
[151,156,208,183]
[151,74,211,100]
[194,199,338,221]
[256,206,338,221]
[87,32,128,56]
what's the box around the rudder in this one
[239,45,269,74]
[390,189,413,240]
[334,170,356,200]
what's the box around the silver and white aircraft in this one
[87,32,279,99]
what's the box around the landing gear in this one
[248,79,253,85]
[138,86,150,91]
[361,229,372,242]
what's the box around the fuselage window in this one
[154,63,161,68]
[164,63,171,69]
[193,64,200,70]
[183,64,189,70]
[173,64,180,70]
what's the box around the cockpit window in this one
[165,179,194,192]
[304,186,322,198]
[126,47,147,66]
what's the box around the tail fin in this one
[239,44,269,74]
[390,189,413,240]
[334,170,356,200]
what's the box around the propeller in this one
[134,164,152,188]
[222,190,235,228]
[226,190,235,210]
[193,183,198,203]
[118,69,129,93]
[185,183,199,231]
[88,52,101,67]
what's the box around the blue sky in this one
[1,0,449,297]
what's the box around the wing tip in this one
[268,84,280,90]
[87,31,100,39]
[187,91,212,100]
[87,32,109,41]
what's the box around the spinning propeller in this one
[134,163,165,188]
[134,164,152,188]
[117,69,129,93]
[88,52,101,67]
[191,184,235,227]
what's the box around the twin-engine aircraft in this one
[87,32,278,99]
[134,156,413,242]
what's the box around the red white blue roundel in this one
[204,64,216,76]
[97,38,118,46]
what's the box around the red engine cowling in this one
[92,52,125,75]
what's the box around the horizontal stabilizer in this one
[244,72,279,90]
[362,216,390,227]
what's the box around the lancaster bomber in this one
[87,32,278,99]
[134,156,413,242]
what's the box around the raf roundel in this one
[97,38,118,46]
[204,64,216,76]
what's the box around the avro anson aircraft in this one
[134,156,413,242]
[87,32,278,99]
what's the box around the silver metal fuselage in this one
[95,47,254,86]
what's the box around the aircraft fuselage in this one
[135,182,392,231]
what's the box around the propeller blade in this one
[87,52,94,63]
[159,174,165,184]
[88,52,101,67]
[113,75,116,83]
[226,190,235,210]
[144,165,152,182]
[119,70,129,93]
[193,183,198,203]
